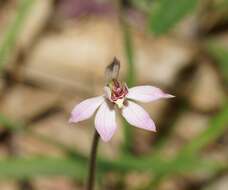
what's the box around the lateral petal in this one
[69,96,104,123]
[127,85,174,103]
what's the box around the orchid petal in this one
[122,101,156,131]
[69,96,104,123]
[95,101,117,142]
[126,85,174,103]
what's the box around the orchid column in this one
[69,57,174,190]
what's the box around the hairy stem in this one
[86,130,100,190]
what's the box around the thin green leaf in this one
[0,157,86,180]
[149,0,198,35]
[0,0,34,71]
[0,113,86,160]
[120,11,136,154]
[206,42,228,83]
[1,114,223,179]
[147,104,228,188]
[0,155,224,181]
[0,114,23,131]
[179,104,228,157]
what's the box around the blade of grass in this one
[213,0,228,11]
[1,114,224,178]
[0,113,86,160]
[123,24,135,87]
[149,0,198,35]
[131,0,152,13]
[178,104,228,157]
[146,104,228,189]
[0,0,34,71]
[0,114,24,131]
[120,4,136,154]
[0,150,224,182]
[138,158,227,190]
[0,155,224,181]
[142,103,228,162]
[206,42,228,83]
[0,157,86,180]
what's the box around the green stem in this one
[86,130,100,190]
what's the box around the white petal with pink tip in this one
[95,101,117,142]
[126,85,174,103]
[121,101,156,131]
[69,96,104,123]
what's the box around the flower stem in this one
[86,130,100,190]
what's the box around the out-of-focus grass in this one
[149,0,198,35]
[0,0,34,71]
[0,114,85,160]
[206,42,228,83]
[142,104,228,189]
[214,0,228,11]
[179,104,228,156]
[120,6,136,154]
[0,111,227,183]
[123,25,135,88]
[0,157,86,180]
[121,0,199,153]
[131,0,151,13]
[0,154,225,182]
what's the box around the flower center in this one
[105,79,128,108]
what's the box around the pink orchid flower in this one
[69,79,174,142]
